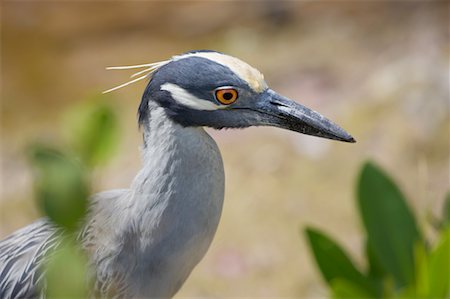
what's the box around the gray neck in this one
[85,102,225,297]
[130,102,224,210]
[125,102,224,297]
[124,102,225,296]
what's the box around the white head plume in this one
[103,59,171,94]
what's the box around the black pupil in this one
[223,92,233,101]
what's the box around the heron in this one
[0,50,355,298]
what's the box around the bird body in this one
[1,102,224,298]
[84,101,224,297]
[0,50,354,298]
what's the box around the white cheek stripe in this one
[160,83,225,111]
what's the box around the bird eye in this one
[215,88,238,105]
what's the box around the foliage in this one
[44,237,91,298]
[28,96,119,298]
[63,97,120,167]
[30,146,89,230]
[304,161,450,298]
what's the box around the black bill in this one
[254,89,355,143]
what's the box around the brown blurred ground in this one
[1,2,449,298]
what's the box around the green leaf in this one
[64,97,120,168]
[397,229,449,299]
[443,192,450,228]
[396,285,418,299]
[428,228,450,298]
[365,239,385,296]
[413,241,429,297]
[29,145,89,230]
[357,161,422,287]
[331,278,374,299]
[366,238,386,279]
[305,227,375,295]
[45,235,90,298]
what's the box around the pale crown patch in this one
[173,52,268,93]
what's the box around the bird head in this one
[107,50,355,143]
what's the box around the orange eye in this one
[215,88,238,105]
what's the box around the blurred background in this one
[1,1,448,297]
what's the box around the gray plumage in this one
[0,50,354,298]
[0,220,55,298]
[1,103,224,298]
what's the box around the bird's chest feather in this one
[119,114,225,296]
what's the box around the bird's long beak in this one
[254,89,355,143]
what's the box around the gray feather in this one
[0,102,225,298]
[0,219,60,298]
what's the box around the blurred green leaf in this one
[428,228,450,298]
[413,241,429,298]
[29,145,89,230]
[357,161,421,287]
[402,233,450,299]
[45,235,90,298]
[365,239,385,296]
[365,239,385,278]
[64,97,120,168]
[443,192,450,228]
[305,227,375,295]
[331,278,373,299]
